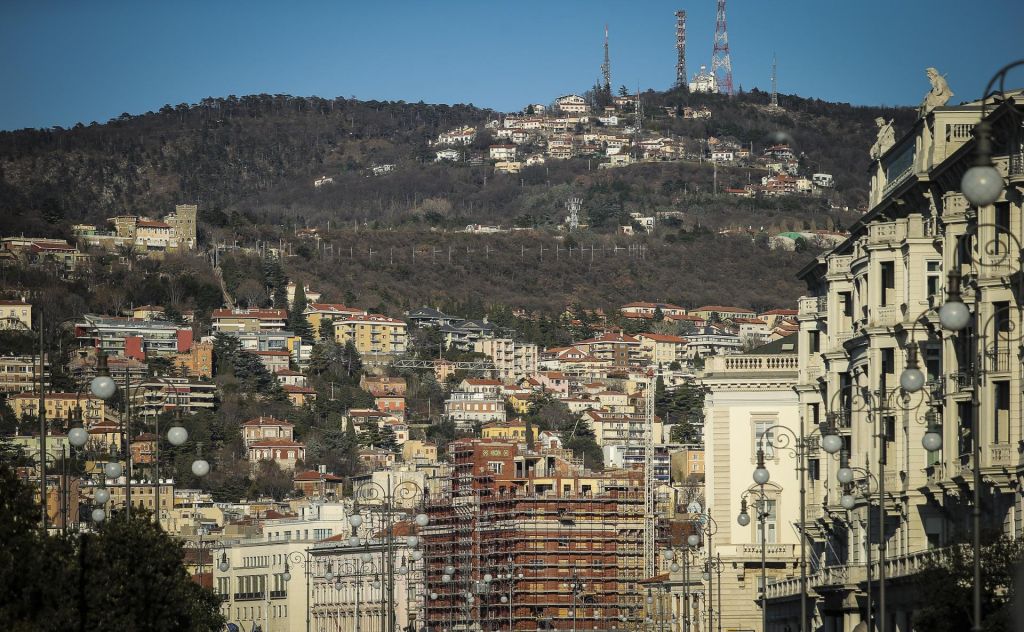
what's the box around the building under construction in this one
[422,438,647,631]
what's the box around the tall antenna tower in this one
[601,24,611,90]
[675,10,687,90]
[566,197,582,231]
[711,0,734,96]
[770,54,779,108]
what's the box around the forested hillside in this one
[0,89,914,236]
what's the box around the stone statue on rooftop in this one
[869,117,896,160]
[919,67,953,117]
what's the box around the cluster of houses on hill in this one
[426,93,835,192]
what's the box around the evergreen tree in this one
[0,461,224,630]
[289,283,313,340]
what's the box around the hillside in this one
[0,90,913,232]
[0,88,915,313]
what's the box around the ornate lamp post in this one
[350,476,430,632]
[936,59,1024,632]
[88,351,207,520]
[752,416,842,632]
[663,533,700,632]
[737,487,771,632]
[701,554,723,632]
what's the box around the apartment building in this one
[75,314,193,358]
[333,314,408,362]
[474,338,538,380]
[212,308,289,333]
[421,438,646,632]
[9,391,105,426]
[0,300,31,330]
[702,339,802,632]
[764,89,1024,630]
[444,391,506,430]
[0,354,48,393]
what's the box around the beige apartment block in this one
[702,339,804,632]
[769,87,1024,630]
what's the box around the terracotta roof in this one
[760,308,798,316]
[137,219,172,229]
[293,470,344,482]
[249,438,305,448]
[638,333,688,343]
[692,305,755,313]
[242,416,294,427]
[464,378,502,386]
[254,350,290,356]
[577,332,640,345]
[275,369,303,376]
[283,385,316,393]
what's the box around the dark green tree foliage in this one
[288,282,313,340]
[263,258,289,309]
[0,461,224,631]
[661,381,705,444]
[213,332,286,400]
[912,536,1024,632]
[249,460,294,500]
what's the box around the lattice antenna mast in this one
[566,197,581,231]
[770,53,779,108]
[601,24,612,91]
[675,10,688,90]
[643,373,657,579]
[711,0,734,96]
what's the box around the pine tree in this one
[289,283,313,340]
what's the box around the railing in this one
[984,443,1014,468]
[799,296,827,317]
[233,591,266,601]
[828,256,853,276]
[882,164,914,196]
[719,355,799,372]
[871,305,900,327]
[987,347,1012,372]
[925,463,946,486]
[1011,153,1024,178]
[867,222,907,245]
[950,371,974,394]
[884,549,935,579]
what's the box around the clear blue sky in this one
[1,0,1021,131]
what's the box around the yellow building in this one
[304,303,367,338]
[481,419,528,442]
[173,340,214,378]
[507,393,536,415]
[333,314,408,359]
[9,392,105,426]
[0,300,32,330]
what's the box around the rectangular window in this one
[756,499,777,544]
[808,458,820,481]
[754,421,775,459]
[926,261,942,298]
[880,261,896,306]
[995,202,1011,253]
[487,461,504,474]
[995,381,1010,444]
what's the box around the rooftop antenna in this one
[711,0,734,96]
[601,24,612,91]
[675,10,688,90]
[770,53,779,109]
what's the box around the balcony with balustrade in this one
[798,296,828,319]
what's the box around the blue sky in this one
[1,1,1021,131]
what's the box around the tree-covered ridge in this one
[0,89,913,240]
